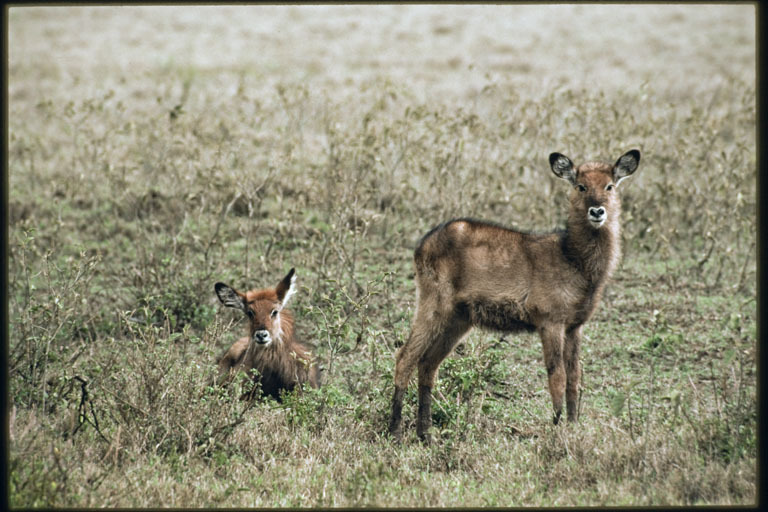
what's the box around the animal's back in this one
[414,218,584,329]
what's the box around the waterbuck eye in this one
[270,309,278,318]
[577,184,587,192]
[606,184,614,191]
[246,309,255,319]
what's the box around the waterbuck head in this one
[215,268,297,347]
[549,149,640,229]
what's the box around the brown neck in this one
[563,217,621,285]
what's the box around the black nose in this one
[589,207,605,218]
[254,331,267,341]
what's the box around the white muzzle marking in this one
[588,207,606,228]
[252,329,272,345]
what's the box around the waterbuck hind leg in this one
[389,386,406,441]
[415,317,471,444]
[417,384,433,444]
[389,327,430,440]
[539,324,567,425]
[390,305,468,442]
[564,326,583,422]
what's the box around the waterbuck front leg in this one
[564,325,583,422]
[539,324,566,424]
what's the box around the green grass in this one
[8,4,756,508]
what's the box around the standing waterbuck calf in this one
[215,268,320,400]
[389,150,641,443]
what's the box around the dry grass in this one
[7,4,756,508]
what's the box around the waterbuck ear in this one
[549,152,577,185]
[275,268,297,308]
[215,282,247,312]
[613,149,641,186]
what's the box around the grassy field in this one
[7,4,757,507]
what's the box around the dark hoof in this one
[553,410,562,425]
[388,422,403,442]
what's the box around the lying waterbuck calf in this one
[389,150,641,443]
[214,268,320,400]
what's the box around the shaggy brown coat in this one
[215,268,320,400]
[389,150,641,443]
